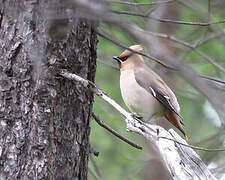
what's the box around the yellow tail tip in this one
[185,135,189,141]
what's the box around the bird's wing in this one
[134,65,182,120]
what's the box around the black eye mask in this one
[113,53,134,63]
[120,53,134,61]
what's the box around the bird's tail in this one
[165,110,188,141]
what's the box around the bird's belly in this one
[120,70,163,120]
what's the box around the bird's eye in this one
[121,56,128,61]
[120,53,133,61]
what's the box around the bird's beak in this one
[113,56,121,64]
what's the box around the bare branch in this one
[199,75,225,85]
[195,49,225,72]
[176,0,225,40]
[92,112,143,150]
[208,0,211,21]
[97,30,177,70]
[60,70,218,179]
[98,30,225,86]
[139,30,225,72]
[98,29,225,95]
[108,0,175,6]
[111,10,225,26]
[159,136,225,152]
[126,118,217,179]
[88,166,103,180]
[151,17,225,26]
[101,10,225,73]
[193,32,224,48]
[90,156,102,179]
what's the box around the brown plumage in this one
[113,45,187,138]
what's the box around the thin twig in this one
[158,136,225,152]
[108,0,175,6]
[143,30,225,72]
[193,32,224,48]
[90,156,102,179]
[176,0,225,39]
[208,0,211,22]
[144,4,159,16]
[97,30,177,70]
[98,29,225,74]
[199,75,225,84]
[92,112,143,150]
[88,166,103,180]
[111,10,225,26]
[97,32,225,84]
[151,17,225,26]
[194,49,225,72]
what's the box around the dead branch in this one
[60,70,217,180]
[92,112,143,150]
[108,0,175,6]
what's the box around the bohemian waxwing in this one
[113,45,187,138]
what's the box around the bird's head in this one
[113,45,144,70]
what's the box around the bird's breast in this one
[120,69,163,120]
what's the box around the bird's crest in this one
[129,44,143,52]
[119,45,143,59]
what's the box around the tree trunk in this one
[0,1,97,179]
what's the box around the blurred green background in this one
[88,0,225,179]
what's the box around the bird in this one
[113,45,187,139]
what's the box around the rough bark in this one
[0,1,97,179]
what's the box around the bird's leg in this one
[131,112,143,121]
[130,113,145,125]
